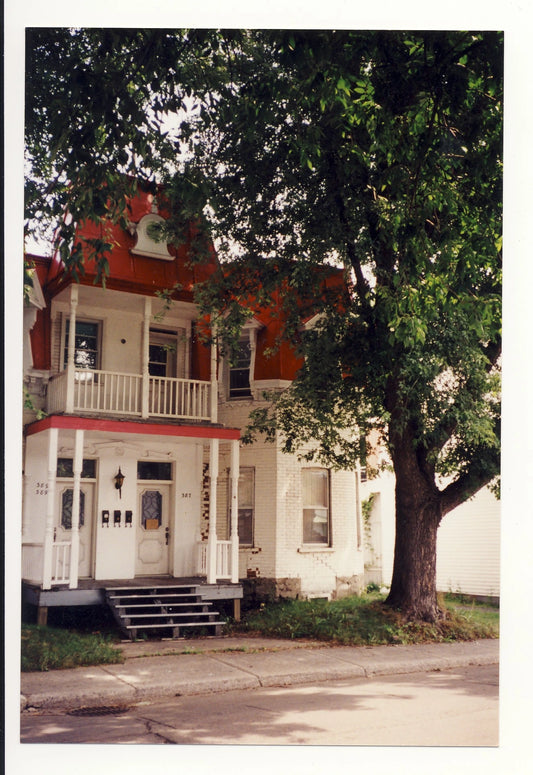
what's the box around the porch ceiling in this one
[52,283,199,320]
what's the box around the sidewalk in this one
[20,636,499,712]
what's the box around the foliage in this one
[24,29,502,619]
[21,624,124,671]
[232,593,498,645]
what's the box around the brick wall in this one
[218,398,365,599]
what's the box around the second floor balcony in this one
[47,367,215,422]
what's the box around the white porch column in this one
[42,427,58,590]
[210,323,218,423]
[69,428,84,589]
[141,296,151,418]
[229,440,240,583]
[206,438,219,583]
[65,285,78,414]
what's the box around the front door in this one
[55,483,95,577]
[135,484,171,575]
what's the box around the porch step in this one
[104,585,226,641]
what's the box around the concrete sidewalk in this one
[20,636,499,712]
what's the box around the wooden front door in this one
[135,484,171,575]
[55,483,95,577]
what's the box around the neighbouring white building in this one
[361,471,500,602]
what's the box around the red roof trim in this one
[25,415,240,441]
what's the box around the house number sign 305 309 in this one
[35,483,49,496]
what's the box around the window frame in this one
[301,467,331,547]
[148,328,178,378]
[229,466,255,547]
[63,318,101,373]
[228,337,253,399]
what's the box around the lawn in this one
[21,624,124,672]
[21,592,498,671]
[230,592,499,646]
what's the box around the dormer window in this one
[130,213,173,261]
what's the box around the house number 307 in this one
[181,492,191,499]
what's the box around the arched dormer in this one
[130,213,173,261]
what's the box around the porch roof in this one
[25,414,241,442]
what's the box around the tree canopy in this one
[25,29,502,619]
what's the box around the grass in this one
[21,592,498,671]
[229,592,499,646]
[21,624,124,672]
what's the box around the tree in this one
[25,29,502,621]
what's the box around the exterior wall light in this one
[114,467,125,498]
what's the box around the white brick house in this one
[22,186,366,621]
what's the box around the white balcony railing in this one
[47,369,213,422]
[22,542,72,587]
[197,540,233,580]
[149,376,211,420]
[51,541,71,584]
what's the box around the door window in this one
[141,490,163,530]
[60,488,85,529]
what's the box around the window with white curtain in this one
[302,468,330,545]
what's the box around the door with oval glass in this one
[135,484,171,575]
[55,483,95,578]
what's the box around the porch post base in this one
[37,606,48,626]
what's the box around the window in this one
[57,458,97,478]
[64,320,100,371]
[229,339,252,398]
[137,461,172,480]
[61,489,85,529]
[231,467,255,546]
[149,330,177,377]
[302,468,330,545]
[141,490,162,530]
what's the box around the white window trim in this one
[222,318,263,401]
[62,317,102,373]
[229,466,255,547]
[301,467,332,548]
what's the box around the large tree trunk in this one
[384,433,444,622]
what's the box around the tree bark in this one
[384,424,444,622]
[385,477,443,621]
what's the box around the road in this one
[20,663,498,746]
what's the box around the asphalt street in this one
[21,663,498,746]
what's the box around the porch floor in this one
[22,576,243,611]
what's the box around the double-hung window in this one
[229,467,255,546]
[64,320,100,371]
[302,468,330,545]
[229,338,252,398]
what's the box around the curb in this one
[21,639,499,712]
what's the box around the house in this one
[22,186,366,635]
[361,469,500,602]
